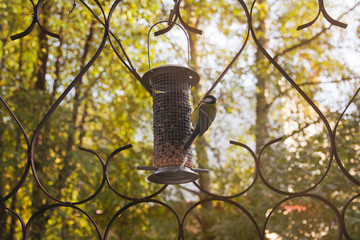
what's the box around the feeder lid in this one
[147,166,199,184]
[142,64,200,91]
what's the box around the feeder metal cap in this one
[142,64,200,91]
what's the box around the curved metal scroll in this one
[10,0,60,40]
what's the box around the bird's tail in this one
[183,125,200,151]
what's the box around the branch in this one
[179,185,201,196]
[296,77,357,87]
[78,101,89,146]
[273,27,329,60]
[78,69,106,102]
[282,118,322,140]
[267,76,358,108]
[273,2,360,60]
[78,0,139,76]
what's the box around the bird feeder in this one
[142,65,200,184]
[136,22,208,184]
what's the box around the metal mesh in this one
[152,71,193,168]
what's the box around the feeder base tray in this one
[147,166,199,184]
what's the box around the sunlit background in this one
[0,0,359,239]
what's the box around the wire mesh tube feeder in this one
[136,21,209,184]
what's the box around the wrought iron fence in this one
[0,0,359,239]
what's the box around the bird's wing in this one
[199,107,211,136]
[191,104,200,125]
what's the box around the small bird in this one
[183,95,217,151]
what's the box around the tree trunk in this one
[50,7,65,102]
[6,129,23,240]
[7,195,17,240]
[0,112,7,240]
[56,20,95,190]
[0,38,8,82]
[17,38,24,83]
[29,2,52,239]
[185,2,214,238]
[34,22,49,90]
[254,0,270,154]
[188,34,212,197]
[247,0,272,225]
